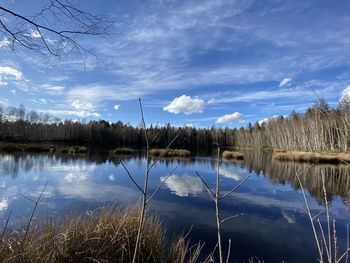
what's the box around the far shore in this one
[273,150,350,164]
[2,142,350,165]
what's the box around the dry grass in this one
[110,147,133,155]
[273,151,350,164]
[61,146,88,154]
[273,148,287,153]
[149,149,191,158]
[0,207,204,263]
[0,143,55,153]
[222,151,244,160]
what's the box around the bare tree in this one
[196,146,250,263]
[120,98,178,263]
[0,0,111,59]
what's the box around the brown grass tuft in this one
[273,151,350,164]
[149,149,191,158]
[222,151,244,160]
[110,147,133,155]
[61,146,88,154]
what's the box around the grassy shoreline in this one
[273,150,350,164]
[0,207,202,263]
[0,142,55,153]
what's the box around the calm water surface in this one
[1,150,350,263]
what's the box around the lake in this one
[1,150,350,263]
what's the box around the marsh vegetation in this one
[222,151,244,160]
[110,147,133,155]
[0,207,204,263]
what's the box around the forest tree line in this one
[0,104,235,151]
[234,100,350,152]
[0,100,350,152]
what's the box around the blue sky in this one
[0,0,350,128]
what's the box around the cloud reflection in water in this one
[161,174,203,197]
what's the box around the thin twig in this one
[225,239,232,263]
[21,182,48,247]
[147,135,178,172]
[312,208,327,221]
[220,213,243,225]
[195,170,215,200]
[120,161,144,194]
[146,166,177,204]
[220,173,251,200]
[1,209,12,240]
[296,172,323,261]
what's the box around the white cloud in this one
[0,66,22,80]
[282,210,296,224]
[10,89,16,95]
[42,85,66,95]
[109,174,116,181]
[0,197,8,211]
[219,167,243,181]
[258,115,279,125]
[0,76,8,86]
[340,85,350,105]
[279,78,292,87]
[0,38,10,48]
[205,81,336,105]
[2,114,19,122]
[161,174,203,197]
[39,98,47,104]
[64,172,89,183]
[114,104,120,110]
[29,30,41,38]
[71,100,95,111]
[216,112,243,123]
[42,109,101,118]
[67,85,143,104]
[163,95,205,114]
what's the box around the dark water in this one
[1,150,350,263]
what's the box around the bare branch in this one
[147,135,178,172]
[195,170,215,200]
[146,166,177,204]
[220,213,243,225]
[120,161,144,194]
[0,1,112,59]
[220,173,251,200]
[150,125,168,143]
[19,193,36,204]
[312,208,327,221]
